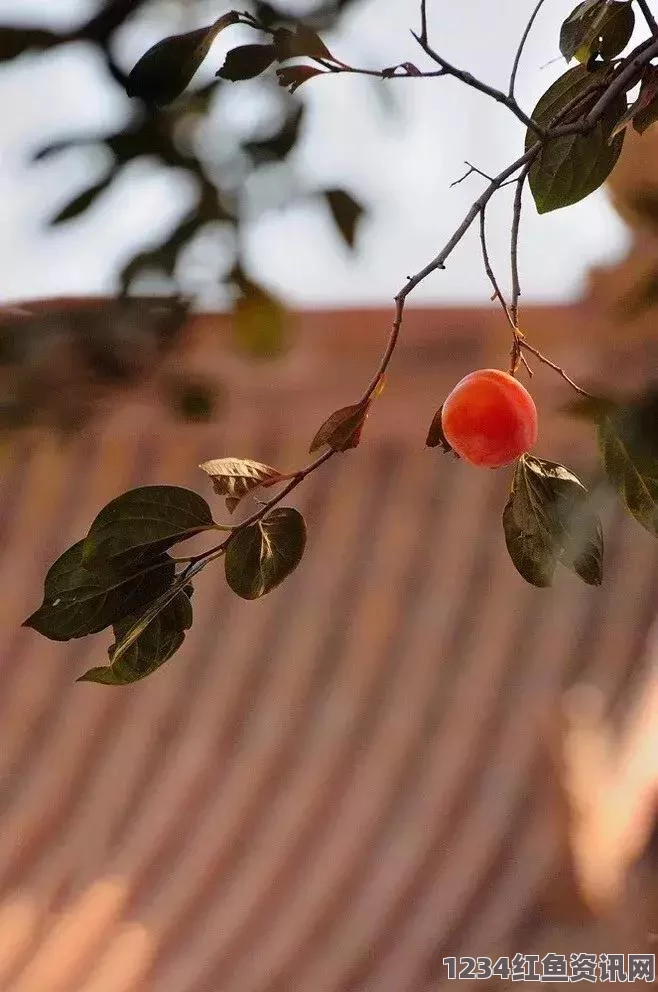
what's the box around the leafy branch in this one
[25,0,658,684]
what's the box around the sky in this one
[0,0,635,307]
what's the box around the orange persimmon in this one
[441,369,538,468]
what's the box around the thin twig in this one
[479,208,532,376]
[450,161,494,187]
[420,0,428,45]
[479,208,514,328]
[636,0,658,37]
[554,37,658,139]
[509,0,549,99]
[519,340,591,396]
[411,31,545,136]
[510,155,536,326]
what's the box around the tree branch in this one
[510,156,535,326]
[420,0,428,45]
[509,0,549,99]
[519,340,591,396]
[411,31,545,135]
[636,0,658,37]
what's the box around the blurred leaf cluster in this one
[0,0,367,431]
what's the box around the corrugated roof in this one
[1,301,658,991]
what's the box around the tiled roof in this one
[1,300,658,991]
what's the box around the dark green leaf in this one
[199,457,282,512]
[24,542,175,641]
[309,401,368,453]
[83,486,215,564]
[598,391,658,535]
[79,589,193,685]
[322,189,365,249]
[216,44,277,81]
[273,25,334,62]
[560,1,634,63]
[225,507,306,599]
[50,172,116,225]
[526,65,626,213]
[126,13,239,105]
[276,64,325,93]
[425,405,458,456]
[503,454,603,587]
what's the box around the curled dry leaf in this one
[309,400,369,453]
[199,457,282,513]
[425,404,457,456]
[276,64,325,94]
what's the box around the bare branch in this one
[420,0,428,45]
[479,208,514,326]
[411,31,545,135]
[450,161,494,187]
[553,36,658,139]
[479,208,533,376]
[509,0,550,99]
[636,0,658,37]
[519,340,591,396]
[510,156,536,326]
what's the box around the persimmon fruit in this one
[441,368,538,468]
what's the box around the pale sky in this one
[0,0,634,307]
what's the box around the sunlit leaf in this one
[199,457,282,512]
[216,43,276,80]
[83,486,215,564]
[126,13,239,105]
[24,541,176,641]
[526,65,626,213]
[560,0,634,63]
[503,454,603,587]
[225,507,306,599]
[309,400,369,453]
[79,588,193,685]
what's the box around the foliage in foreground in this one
[24,0,658,684]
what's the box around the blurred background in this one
[2,1,658,990]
